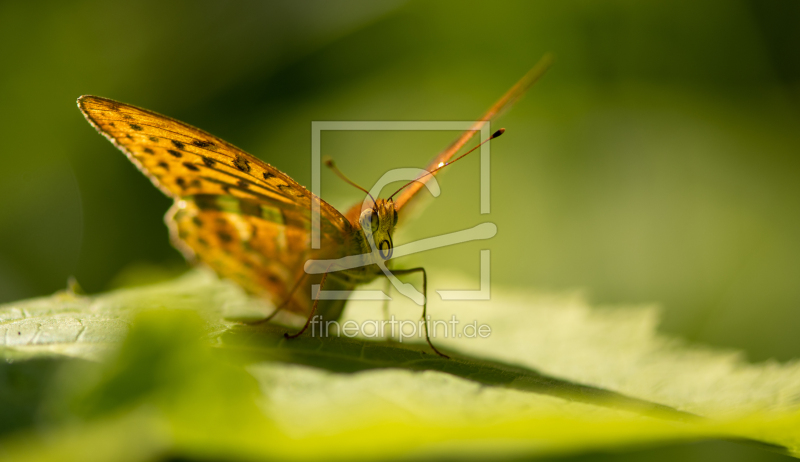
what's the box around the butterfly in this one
[78,55,552,358]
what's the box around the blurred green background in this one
[1,0,798,390]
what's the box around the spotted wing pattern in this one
[78,95,352,314]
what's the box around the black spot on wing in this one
[176,177,187,189]
[171,140,185,150]
[192,216,203,227]
[149,136,159,142]
[129,124,143,131]
[183,162,199,171]
[218,231,233,243]
[143,147,154,155]
[233,155,251,173]
[192,139,215,148]
[237,179,249,190]
[278,183,306,197]
[168,149,182,158]
[263,172,276,180]
[202,156,216,167]
[158,161,169,171]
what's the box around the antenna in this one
[389,128,505,200]
[325,158,376,205]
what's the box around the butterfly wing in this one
[392,54,554,212]
[78,95,352,314]
[166,199,326,314]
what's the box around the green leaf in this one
[0,270,798,461]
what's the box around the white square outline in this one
[310,121,492,300]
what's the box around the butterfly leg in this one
[285,270,330,339]
[243,272,308,326]
[382,277,394,342]
[391,267,450,359]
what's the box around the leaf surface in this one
[1,270,798,461]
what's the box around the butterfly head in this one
[359,199,397,260]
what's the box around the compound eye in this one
[379,239,393,260]
[361,209,379,233]
[393,209,398,226]
[370,209,380,233]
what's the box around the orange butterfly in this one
[78,55,552,358]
